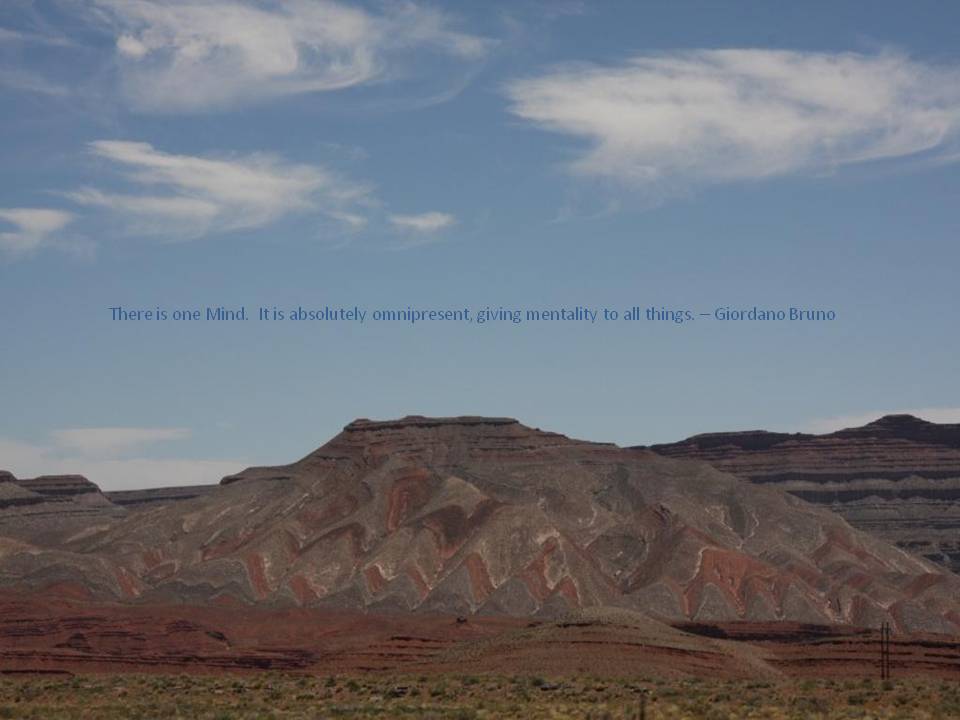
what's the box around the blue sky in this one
[1,0,959,489]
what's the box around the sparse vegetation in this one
[0,673,953,719]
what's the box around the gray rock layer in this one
[644,414,960,573]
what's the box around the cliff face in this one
[15,474,102,498]
[644,414,960,573]
[0,473,46,510]
[2,416,960,634]
[0,472,126,548]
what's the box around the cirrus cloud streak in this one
[0,208,73,254]
[506,49,960,193]
[389,211,455,233]
[92,0,491,112]
[67,140,372,239]
[50,427,191,458]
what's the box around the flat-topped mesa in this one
[656,430,803,453]
[0,472,125,544]
[221,415,615,485]
[645,413,960,574]
[8,414,960,634]
[344,415,520,432]
[644,414,960,455]
[311,414,612,464]
[648,415,960,454]
[16,474,101,498]
[646,415,960,480]
[834,414,960,447]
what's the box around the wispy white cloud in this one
[805,407,960,434]
[0,67,70,96]
[0,27,27,43]
[51,427,190,458]
[90,0,490,112]
[506,50,960,195]
[0,208,73,254]
[389,211,455,233]
[67,140,372,238]
[0,26,75,47]
[0,24,76,96]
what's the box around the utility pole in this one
[638,688,649,720]
[879,621,891,681]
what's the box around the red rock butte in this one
[1,414,960,638]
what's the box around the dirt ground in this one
[2,593,960,718]
[1,673,959,719]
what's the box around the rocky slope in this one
[0,472,46,510]
[643,414,960,573]
[0,471,133,597]
[0,471,125,541]
[0,472,213,595]
[105,485,217,508]
[2,416,960,634]
[0,471,216,516]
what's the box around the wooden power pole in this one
[879,621,892,681]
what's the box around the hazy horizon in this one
[5,407,960,491]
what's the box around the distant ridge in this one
[0,470,214,516]
[2,415,960,634]
[643,414,960,573]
